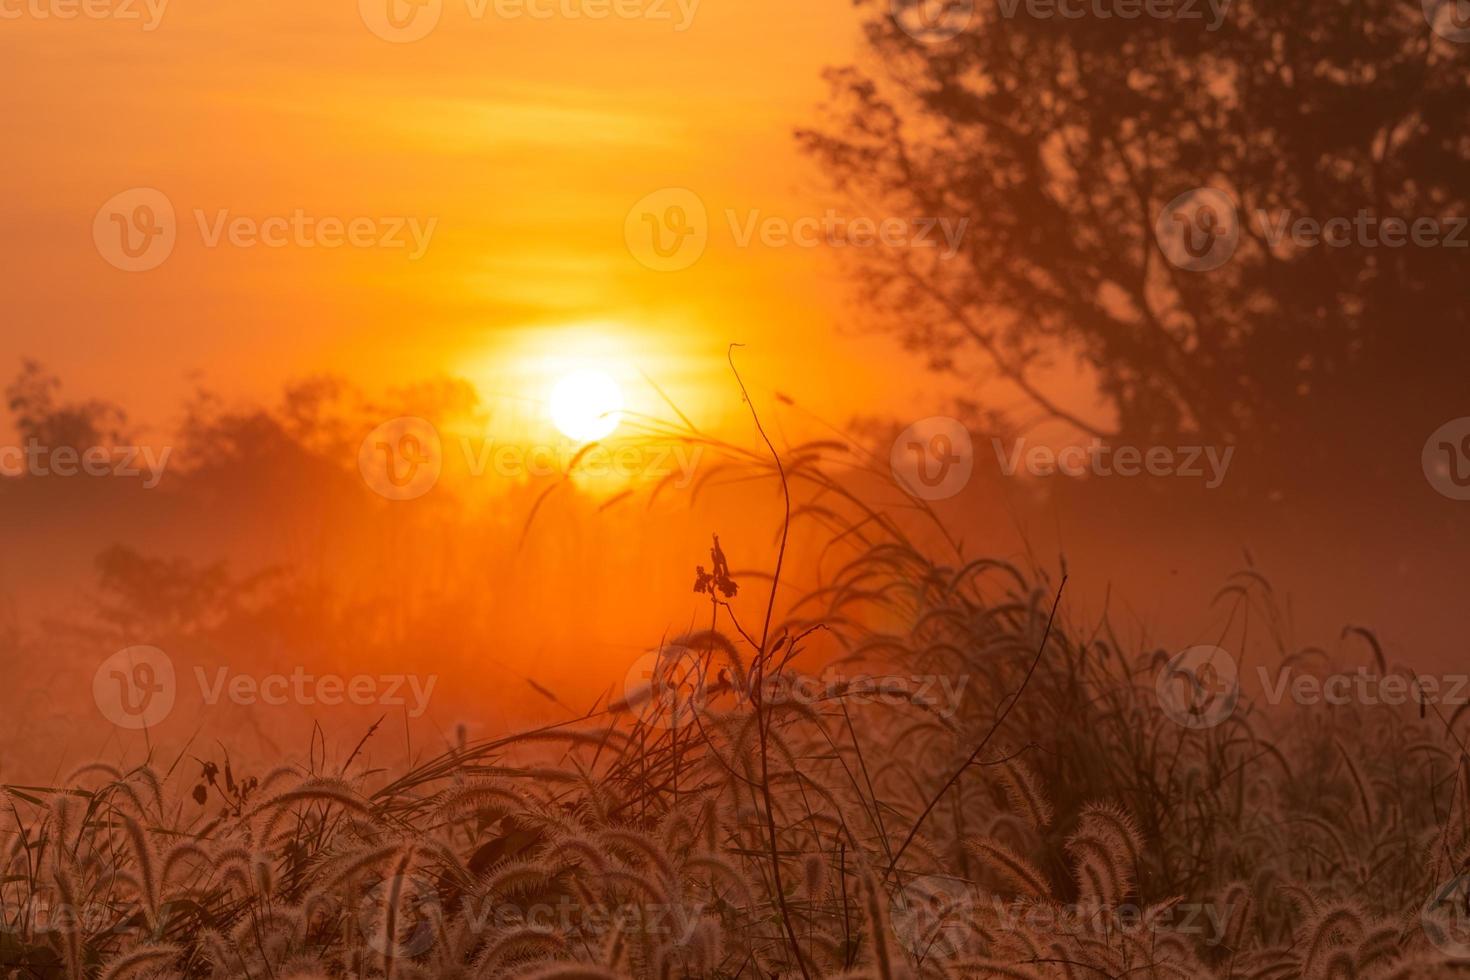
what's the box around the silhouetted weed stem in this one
[11,375,1466,977]
[727,343,812,980]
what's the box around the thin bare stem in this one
[727,343,811,980]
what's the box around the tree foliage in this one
[800,0,1470,468]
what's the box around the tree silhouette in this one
[6,360,129,450]
[800,0,1470,480]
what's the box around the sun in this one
[549,369,625,442]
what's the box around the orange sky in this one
[6,0,1469,783]
[1,0,947,437]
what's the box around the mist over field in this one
[4,0,1470,976]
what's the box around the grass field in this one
[5,430,1469,979]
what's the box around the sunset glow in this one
[3,2,1468,975]
[549,367,624,442]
